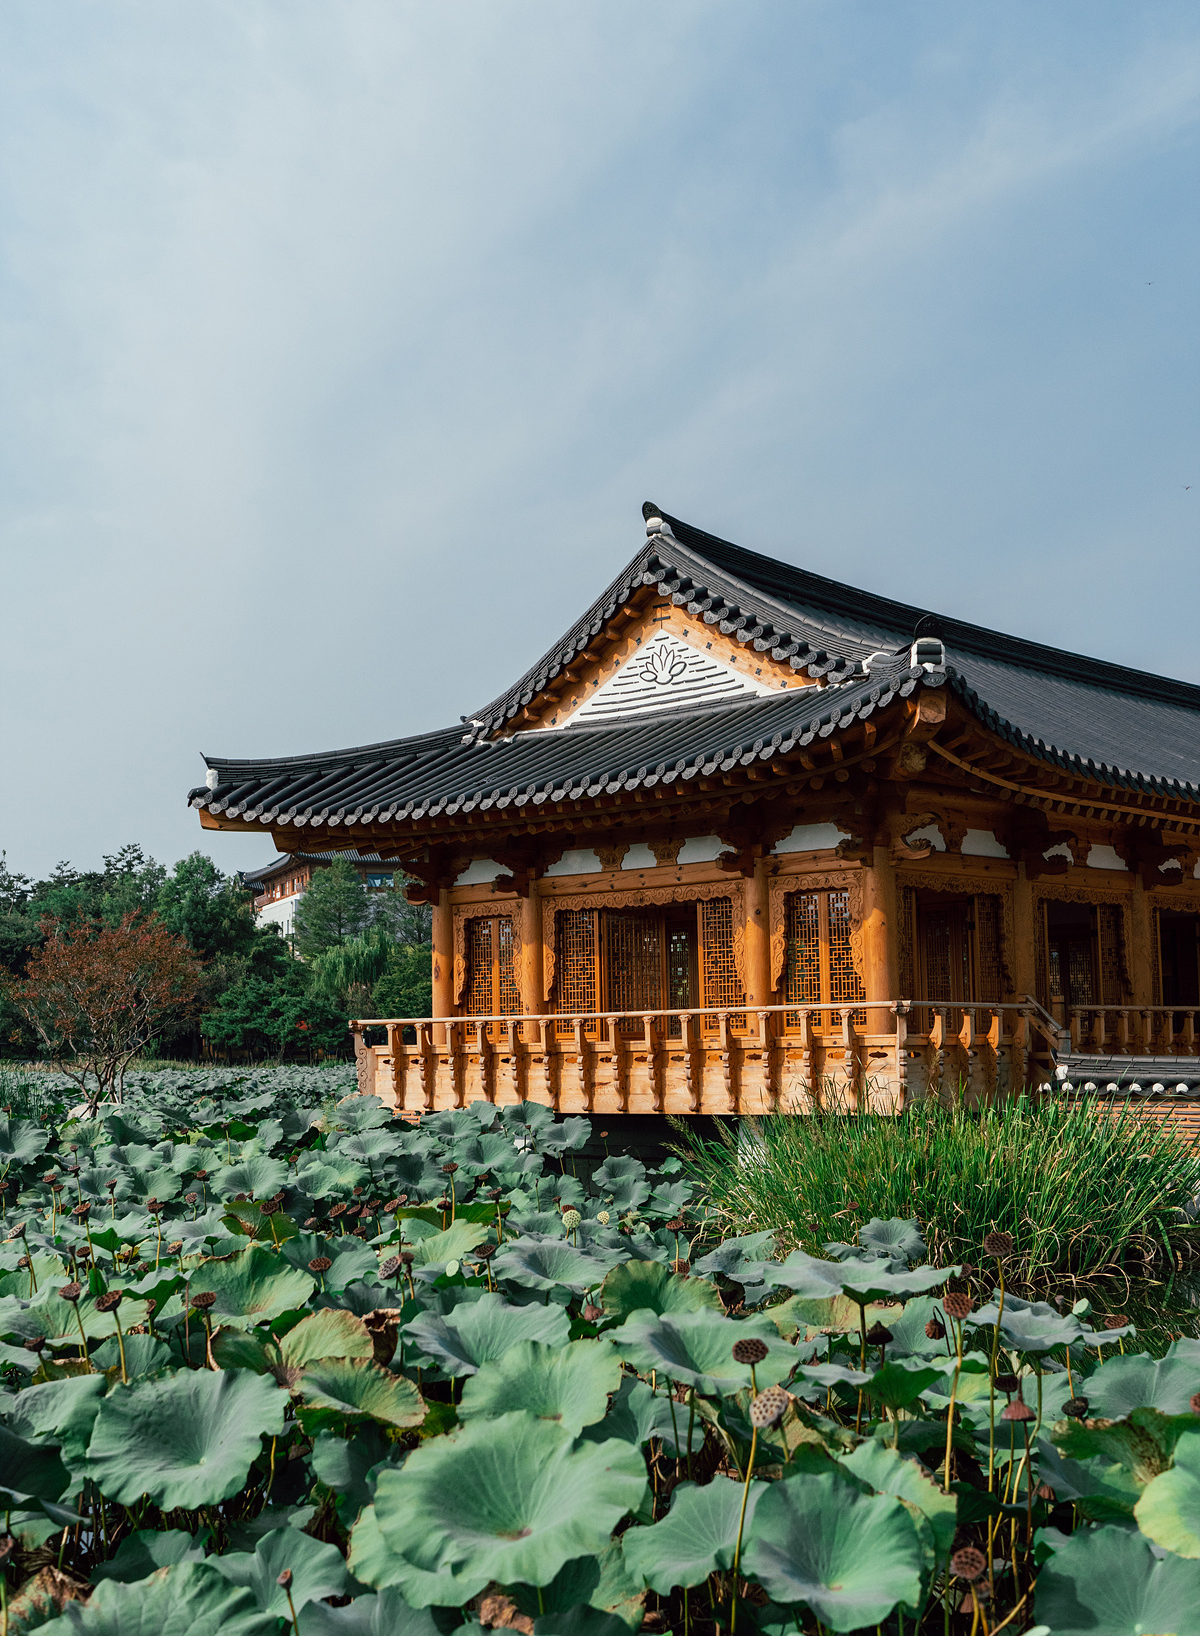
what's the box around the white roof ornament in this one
[642,500,675,540]
[206,766,220,790]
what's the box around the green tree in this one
[372,942,434,1020]
[156,853,257,960]
[292,859,371,957]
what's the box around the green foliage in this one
[0,1087,1194,1636]
[294,860,372,958]
[677,1093,1200,1281]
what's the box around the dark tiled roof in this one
[241,850,398,887]
[191,506,1200,829]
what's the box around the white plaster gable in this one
[454,858,506,885]
[904,824,947,853]
[555,629,777,728]
[677,835,724,864]
[544,849,603,876]
[1087,845,1128,871]
[621,843,657,869]
[774,824,848,854]
[962,829,1009,858]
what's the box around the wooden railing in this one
[1062,1004,1200,1058]
[348,999,1064,1117]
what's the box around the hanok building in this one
[243,851,401,939]
[191,504,1200,1124]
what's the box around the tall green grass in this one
[676,1091,1200,1288]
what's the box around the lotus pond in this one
[0,1082,1199,1636]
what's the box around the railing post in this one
[386,1023,406,1111]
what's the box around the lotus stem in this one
[729,1422,757,1636]
[686,1388,696,1481]
[112,1313,128,1385]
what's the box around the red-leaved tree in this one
[7,914,204,1112]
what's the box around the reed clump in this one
[676,1089,1200,1287]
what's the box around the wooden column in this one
[431,889,454,1044]
[860,846,898,1030]
[1129,877,1155,1009]
[743,859,771,1006]
[1011,864,1038,998]
[519,882,544,1016]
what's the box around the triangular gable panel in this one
[548,629,776,729]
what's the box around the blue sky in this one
[1,2,1197,880]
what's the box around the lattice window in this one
[552,908,598,1034]
[784,888,863,1027]
[700,897,745,1027]
[898,886,917,999]
[463,916,520,1021]
[1098,903,1126,1006]
[975,895,1004,1002]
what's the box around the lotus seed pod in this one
[436,1197,451,1211]
[671,1259,690,1277]
[304,1216,318,1228]
[194,1171,209,1181]
[1104,1314,1130,1329]
[94,1291,123,1313]
[865,1322,894,1346]
[489,1189,503,1201]
[381,1256,402,1278]
[329,1203,347,1218]
[950,1547,986,1582]
[562,1209,582,1231]
[749,1386,789,1429]
[400,1251,415,1265]
[732,1337,769,1365]
[60,1282,83,1304]
[168,1241,183,1255]
[1063,1396,1090,1419]
[983,1230,1014,1259]
[185,1193,199,1205]
[942,1292,973,1321]
[1001,1398,1035,1422]
[1190,1392,1200,1415]
[191,1291,217,1311]
[993,1372,1019,1395]
[16,1256,29,1270]
[277,1569,293,1589]
[72,1202,91,1219]
[75,1248,91,1261]
[666,1216,686,1232]
[582,1303,604,1323]
[1036,1482,1055,1501]
[22,1336,46,1352]
[924,1318,946,1340]
[441,1163,458,1174]
[596,1211,610,1225]
[308,1257,333,1273]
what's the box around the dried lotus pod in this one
[1104,1314,1130,1329]
[865,1322,894,1346]
[1063,1396,1090,1419]
[60,1282,84,1304]
[993,1372,1019,1395]
[581,1303,604,1323]
[983,1230,1014,1259]
[380,1256,402,1278]
[191,1291,217,1311]
[924,1318,946,1340]
[94,1291,123,1313]
[950,1547,986,1582]
[749,1386,789,1429]
[732,1337,769,1365]
[942,1292,973,1321]
[308,1257,333,1273]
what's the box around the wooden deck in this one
[349,1000,1065,1116]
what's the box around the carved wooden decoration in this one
[595,844,629,871]
[650,838,683,866]
[453,904,522,1004]
[542,879,748,1002]
[768,870,865,992]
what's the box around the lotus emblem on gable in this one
[637,643,689,687]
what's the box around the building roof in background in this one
[193,505,1200,834]
[241,850,399,888]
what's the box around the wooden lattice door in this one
[463,915,521,1037]
[783,887,864,1028]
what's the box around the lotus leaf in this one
[34,1560,279,1636]
[349,1502,487,1606]
[1053,1407,1184,1487]
[407,1220,491,1267]
[0,1421,70,1505]
[968,1292,1083,1352]
[405,1291,571,1376]
[510,1536,645,1631]
[581,1375,703,1456]
[609,1309,793,1396]
[91,1333,170,1377]
[82,1367,287,1508]
[297,1358,425,1426]
[311,1424,394,1509]
[1034,1522,1200,1635]
[374,1410,647,1588]
[1135,1426,1200,1556]
[838,1442,958,1553]
[863,1359,948,1411]
[91,1528,209,1583]
[859,1217,926,1262]
[213,1155,288,1200]
[0,1116,49,1163]
[1085,1337,1200,1417]
[6,1373,106,1464]
[188,1243,316,1327]
[280,1308,375,1369]
[296,1586,454,1635]
[1036,1437,1146,1520]
[458,1339,621,1433]
[492,1238,615,1292]
[211,1526,350,1615]
[600,1258,720,1321]
[623,1476,761,1592]
[743,1471,925,1631]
